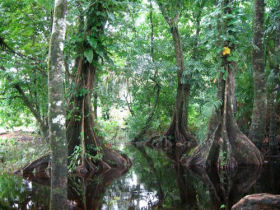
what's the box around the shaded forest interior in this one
[0,0,280,209]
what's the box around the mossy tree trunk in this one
[48,0,68,209]
[184,0,263,169]
[18,0,131,178]
[249,0,266,149]
[66,1,130,174]
[66,59,100,158]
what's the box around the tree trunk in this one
[268,26,280,155]
[151,1,197,150]
[39,122,49,142]
[13,82,49,142]
[66,57,131,173]
[48,0,68,209]
[183,0,263,169]
[164,25,196,147]
[93,88,98,120]
[185,67,263,168]
[249,0,266,149]
[268,62,279,155]
[66,1,131,174]
[17,0,131,178]
[67,59,101,157]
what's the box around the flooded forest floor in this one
[1,132,280,209]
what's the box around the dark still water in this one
[0,146,280,209]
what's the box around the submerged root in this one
[15,148,132,178]
[146,130,197,161]
[188,165,262,209]
[146,135,172,149]
[147,127,197,154]
[74,148,132,177]
[183,64,263,169]
[182,121,263,170]
[182,125,220,168]
[14,153,51,176]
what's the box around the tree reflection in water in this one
[0,146,280,209]
[188,165,262,209]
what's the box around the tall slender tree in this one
[48,0,68,209]
[153,0,197,148]
[249,0,266,149]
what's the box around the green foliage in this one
[68,145,82,172]
[68,145,103,172]
[75,87,90,97]
[99,120,124,143]
[0,172,50,208]
[0,174,29,208]
[84,50,94,63]
[0,0,50,131]
[188,147,195,156]
[1,0,280,168]
[220,204,226,209]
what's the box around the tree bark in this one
[13,83,49,141]
[66,1,131,174]
[153,1,197,149]
[183,0,263,169]
[268,66,278,155]
[268,26,280,155]
[48,0,68,209]
[93,84,98,120]
[249,0,266,149]
[164,25,196,148]
[66,58,101,157]
[268,66,279,155]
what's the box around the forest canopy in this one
[0,0,279,170]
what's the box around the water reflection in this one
[0,173,50,209]
[102,146,179,209]
[189,165,262,209]
[68,168,130,209]
[0,146,280,209]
